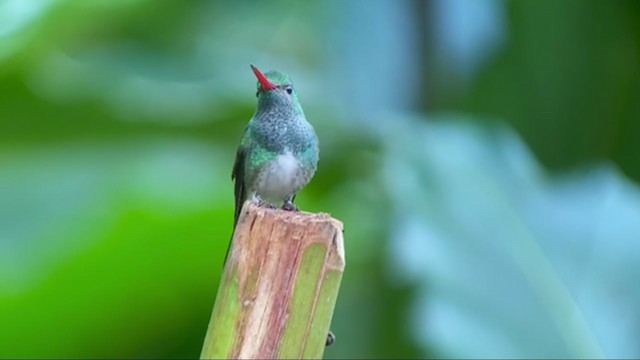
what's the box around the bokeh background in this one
[2,0,640,358]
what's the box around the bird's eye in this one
[285,87,293,95]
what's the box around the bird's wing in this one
[232,145,246,228]
[224,145,246,265]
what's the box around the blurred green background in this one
[1,0,640,358]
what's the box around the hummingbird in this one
[228,65,332,346]
[231,64,319,232]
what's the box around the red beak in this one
[251,64,277,91]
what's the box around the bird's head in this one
[251,65,302,111]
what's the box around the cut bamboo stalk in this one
[200,201,345,360]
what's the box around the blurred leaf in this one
[0,139,231,357]
[455,1,640,182]
[384,115,640,358]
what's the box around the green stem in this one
[200,202,345,359]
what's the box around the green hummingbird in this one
[228,65,332,346]
[231,64,319,229]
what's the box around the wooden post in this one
[200,201,345,359]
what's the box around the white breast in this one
[256,150,303,203]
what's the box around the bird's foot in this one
[252,196,277,210]
[282,201,299,212]
[259,200,277,210]
[326,330,335,347]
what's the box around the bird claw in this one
[253,196,277,209]
[260,201,277,210]
[326,331,335,346]
[282,201,299,212]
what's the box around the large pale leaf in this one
[383,115,640,359]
